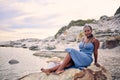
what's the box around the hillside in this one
[55,7,120,39]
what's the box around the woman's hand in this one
[94,63,100,67]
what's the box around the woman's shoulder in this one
[92,37,99,43]
[92,38,100,48]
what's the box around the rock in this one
[19,64,112,80]
[101,41,107,49]
[0,41,14,47]
[45,45,56,50]
[74,65,112,80]
[57,26,83,42]
[101,36,120,49]
[106,40,118,49]
[21,44,27,48]
[8,59,19,65]
[100,15,110,21]
[29,45,39,51]
[33,51,66,59]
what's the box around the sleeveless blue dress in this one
[65,41,94,70]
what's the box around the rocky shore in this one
[19,64,112,80]
[0,6,120,80]
[32,46,120,80]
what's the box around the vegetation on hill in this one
[54,26,67,38]
[55,19,94,38]
[67,19,95,29]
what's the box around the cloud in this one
[0,0,119,41]
[0,0,24,20]
[0,0,62,31]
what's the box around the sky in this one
[0,0,120,41]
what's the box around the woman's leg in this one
[41,53,73,74]
[55,53,72,74]
[41,60,73,75]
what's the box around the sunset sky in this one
[0,0,119,41]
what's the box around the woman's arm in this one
[93,38,100,67]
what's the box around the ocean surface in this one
[0,47,48,80]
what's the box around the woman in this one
[41,25,100,75]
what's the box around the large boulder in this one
[19,64,112,80]
[101,36,120,49]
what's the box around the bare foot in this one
[54,70,64,75]
[41,68,51,75]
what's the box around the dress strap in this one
[82,38,84,42]
[81,38,85,48]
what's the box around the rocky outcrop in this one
[101,36,120,49]
[114,6,120,15]
[57,26,83,42]
[19,65,112,80]
[0,41,14,47]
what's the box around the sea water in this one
[0,47,48,80]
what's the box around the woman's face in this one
[83,27,92,38]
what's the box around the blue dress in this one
[65,41,94,70]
